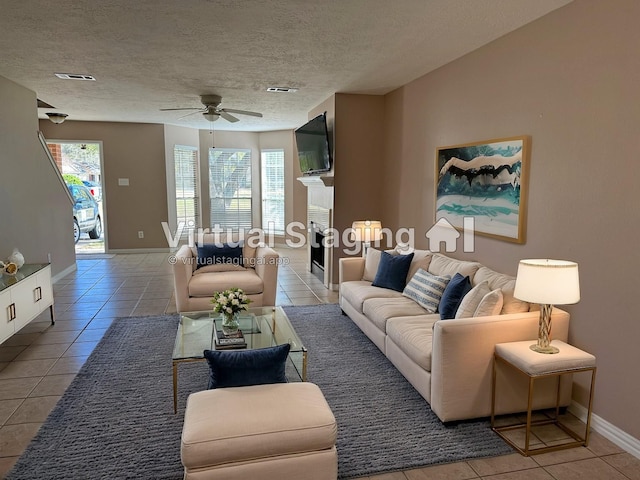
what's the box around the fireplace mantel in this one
[297,175,334,187]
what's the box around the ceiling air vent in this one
[54,73,96,81]
[266,87,298,93]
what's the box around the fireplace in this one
[309,221,325,281]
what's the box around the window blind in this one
[174,145,199,233]
[209,148,252,230]
[261,149,285,235]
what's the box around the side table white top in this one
[495,340,596,376]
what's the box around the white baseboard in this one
[569,401,640,459]
[52,263,77,283]
[106,248,171,254]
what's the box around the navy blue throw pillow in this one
[372,251,414,292]
[203,343,291,389]
[196,241,244,269]
[439,273,472,319]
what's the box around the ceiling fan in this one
[160,94,263,123]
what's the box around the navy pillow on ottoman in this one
[439,273,472,319]
[203,343,291,389]
[372,251,414,292]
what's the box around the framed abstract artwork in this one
[435,136,530,244]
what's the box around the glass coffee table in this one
[172,306,307,413]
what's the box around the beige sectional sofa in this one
[339,249,571,423]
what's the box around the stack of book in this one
[214,325,247,350]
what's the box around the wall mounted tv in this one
[294,112,332,174]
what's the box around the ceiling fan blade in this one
[159,107,203,111]
[219,111,240,123]
[221,108,263,118]
[178,110,203,120]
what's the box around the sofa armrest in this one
[173,245,196,312]
[339,257,365,283]
[430,308,570,422]
[254,246,279,306]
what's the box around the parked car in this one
[67,184,102,243]
[82,180,102,201]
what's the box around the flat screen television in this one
[294,112,332,174]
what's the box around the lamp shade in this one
[202,112,220,122]
[514,259,580,305]
[351,220,382,243]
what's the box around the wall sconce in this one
[514,259,580,354]
[46,112,68,124]
[351,220,383,257]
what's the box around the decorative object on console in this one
[514,259,580,354]
[210,287,251,335]
[435,135,530,244]
[0,260,18,276]
[351,220,383,257]
[8,249,25,269]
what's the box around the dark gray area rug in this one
[7,304,512,479]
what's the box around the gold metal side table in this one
[491,340,596,456]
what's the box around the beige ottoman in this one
[181,382,338,480]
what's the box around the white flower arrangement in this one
[211,287,251,316]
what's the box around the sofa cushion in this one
[386,316,438,371]
[439,273,472,320]
[474,289,504,317]
[428,254,482,280]
[372,251,414,292]
[363,248,387,282]
[406,250,433,282]
[188,270,264,297]
[203,344,290,389]
[402,268,450,313]
[473,266,529,314]
[362,297,429,332]
[340,281,404,314]
[455,281,491,319]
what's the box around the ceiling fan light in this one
[46,112,68,124]
[203,112,219,122]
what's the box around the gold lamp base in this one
[530,343,560,354]
[531,304,560,354]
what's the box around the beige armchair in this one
[172,236,279,313]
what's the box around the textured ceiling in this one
[0,0,572,132]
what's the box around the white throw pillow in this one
[402,268,450,313]
[455,281,491,319]
[473,289,504,317]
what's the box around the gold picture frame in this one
[435,135,530,244]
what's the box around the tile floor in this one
[1,247,638,479]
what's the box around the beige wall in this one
[381,0,640,439]
[39,120,168,251]
[0,76,75,277]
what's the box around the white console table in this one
[0,263,54,344]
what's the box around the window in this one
[174,145,199,233]
[209,148,252,230]
[261,149,285,235]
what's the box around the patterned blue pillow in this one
[203,343,290,389]
[402,268,451,313]
[372,251,414,292]
[439,273,472,319]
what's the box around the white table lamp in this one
[351,220,382,257]
[514,259,580,354]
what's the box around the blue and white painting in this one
[435,136,528,243]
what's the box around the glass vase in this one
[221,312,240,336]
